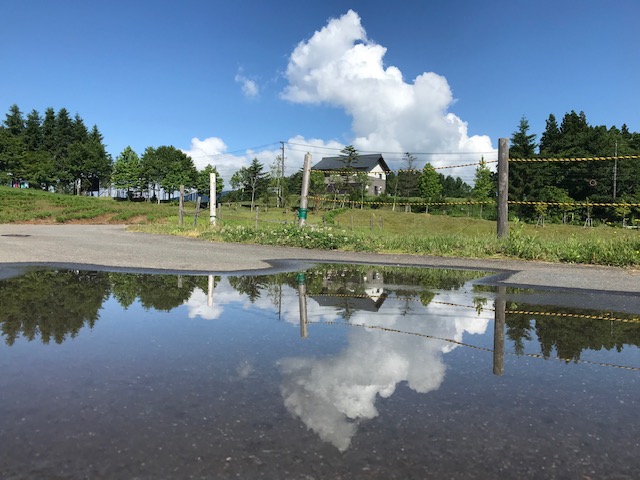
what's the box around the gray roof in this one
[312,154,390,172]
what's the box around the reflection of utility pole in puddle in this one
[297,273,308,338]
[493,286,506,376]
[207,275,214,307]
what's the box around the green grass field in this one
[2,186,639,267]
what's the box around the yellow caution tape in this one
[510,155,640,163]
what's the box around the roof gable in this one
[312,154,390,172]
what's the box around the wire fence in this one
[180,146,640,232]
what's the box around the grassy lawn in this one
[2,186,639,267]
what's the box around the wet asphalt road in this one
[1,224,639,295]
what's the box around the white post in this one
[207,275,214,307]
[210,172,217,226]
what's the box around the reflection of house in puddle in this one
[310,269,388,318]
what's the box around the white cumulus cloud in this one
[281,10,495,172]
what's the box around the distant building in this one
[311,154,391,195]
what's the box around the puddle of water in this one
[0,265,638,479]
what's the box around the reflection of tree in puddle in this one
[0,270,111,345]
[0,271,219,345]
[109,273,215,311]
[506,308,640,361]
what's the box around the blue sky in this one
[2,0,638,183]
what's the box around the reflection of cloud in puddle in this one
[184,278,245,320]
[182,276,491,451]
[279,291,491,451]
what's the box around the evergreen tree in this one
[72,113,89,143]
[140,147,162,200]
[509,115,546,217]
[472,157,494,218]
[510,116,537,158]
[24,109,43,151]
[0,128,26,184]
[539,114,560,155]
[419,163,442,205]
[339,145,359,169]
[397,152,420,197]
[3,104,25,136]
[195,164,224,198]
[41,107,57,153]
[111,146,143,197]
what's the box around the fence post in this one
[297,273,308,339]
[193,196,201,227]
[178,185,184,226]
[210,172,217,226]
[493,285,506,376]
[299,152,312,227]
[497,138,509,238]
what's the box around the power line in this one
[187,142,282,160]
[284,141,496,156]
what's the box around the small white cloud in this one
[181,136,248,181]
[235,73,259,98]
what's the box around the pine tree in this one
[3,104,25,136]
[419,163,442,202]
[472,157,494,218]
[111,146,143,197]
[24,109,43,151]
[510,115,537,158]
[339,145,359,169]
[539,114,560,155]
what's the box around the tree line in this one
[509,111,640,223]
[1,104,479,208]
[0,104,225,201]
[0,104,111,193]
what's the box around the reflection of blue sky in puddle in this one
[184,277,492,451]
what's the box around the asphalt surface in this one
[1,224,639,295]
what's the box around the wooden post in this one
[255,206,259,229]
[178,185,184,226]
[493,286,506,376]
[193,196,201,227]
[497,138,509,238]
[210,172,217,226]
[299,153,312,227]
